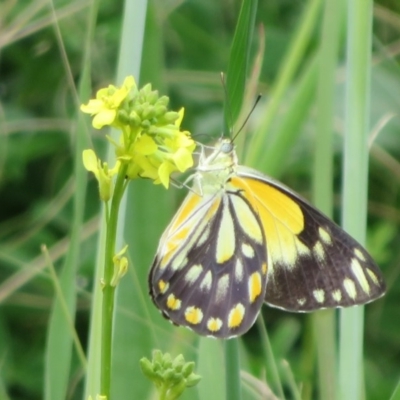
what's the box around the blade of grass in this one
[256,317,285,400]
[43,0,94,398]
[260,55,318,177]
[222,1,258,399]
[311,1,343,400]
[197,339,225,400]
[339,1,373,399]
[42,245,86,368]
[224,0,257,134]
[246,0,322,167]
[390,378,400,400]
[280,360,302,400]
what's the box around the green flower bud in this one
[181,362,194,378]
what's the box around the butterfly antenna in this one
[232,94,262,142]
[221,72,235,139]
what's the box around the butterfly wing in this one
[234,166,386,312]
[149,187,268,338]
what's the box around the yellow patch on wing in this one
[216,201,235,263]
[229,193,263,243]
[207,318,223,332]
[185,306,203,325]
[248,272,262,303]
[166,294,181,310]
[158,280,169,294]
[168,192,202,233]
[262,262,268,275]
[233,177,307,268]
[160,194,221,269]
[228,303,245,329]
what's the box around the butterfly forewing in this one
[149,188,268,338]
[234,168,386,311]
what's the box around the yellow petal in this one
[134,135,157,155]
[158,161,177,188]
[80,99,104,114]
[173,148,194,172]
[92,109,117,129]
[82,149,99,177]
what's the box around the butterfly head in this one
[197,137,238,171]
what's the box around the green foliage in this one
[1,0,400,399]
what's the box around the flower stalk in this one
[81,76,195,398]
[100,165,128,397]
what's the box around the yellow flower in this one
[126,127,195,188]
[82,149,120,201]
[81,76,136,129]
[81,78,196,190]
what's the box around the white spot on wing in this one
[313,289,325,303]
[242,243,255,258]
[366,268,379,285]
[215,274,229,302]
[184,264,203,284]
[319,227,332,244]
[297,298,306,306]
[354,248,366,261]
[313,241,325,262]
[343,278,357,299]
[235,259,244,282]
[200,271,212,292]
[332,289,342,302]
[351,258,370,294]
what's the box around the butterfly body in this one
[149,139,386,338]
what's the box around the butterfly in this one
[148,138,386,339]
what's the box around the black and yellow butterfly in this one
[149,138,386,339]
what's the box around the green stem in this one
[224,339,241,400]
[339,0,372,399]
[100,165,128,398]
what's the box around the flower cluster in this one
[81,76,195,198]
[140,350,201,400]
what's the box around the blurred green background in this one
[1,0,400,399]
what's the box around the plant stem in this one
[100,165,128,398]
[224,339,241,400]
[339,0,373,399]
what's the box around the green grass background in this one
[1,0,400,399]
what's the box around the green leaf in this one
[224,0,258,133]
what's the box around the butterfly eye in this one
[220,140,234,154]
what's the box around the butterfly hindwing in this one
[149,188,268,338]
[234,167,386,311]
